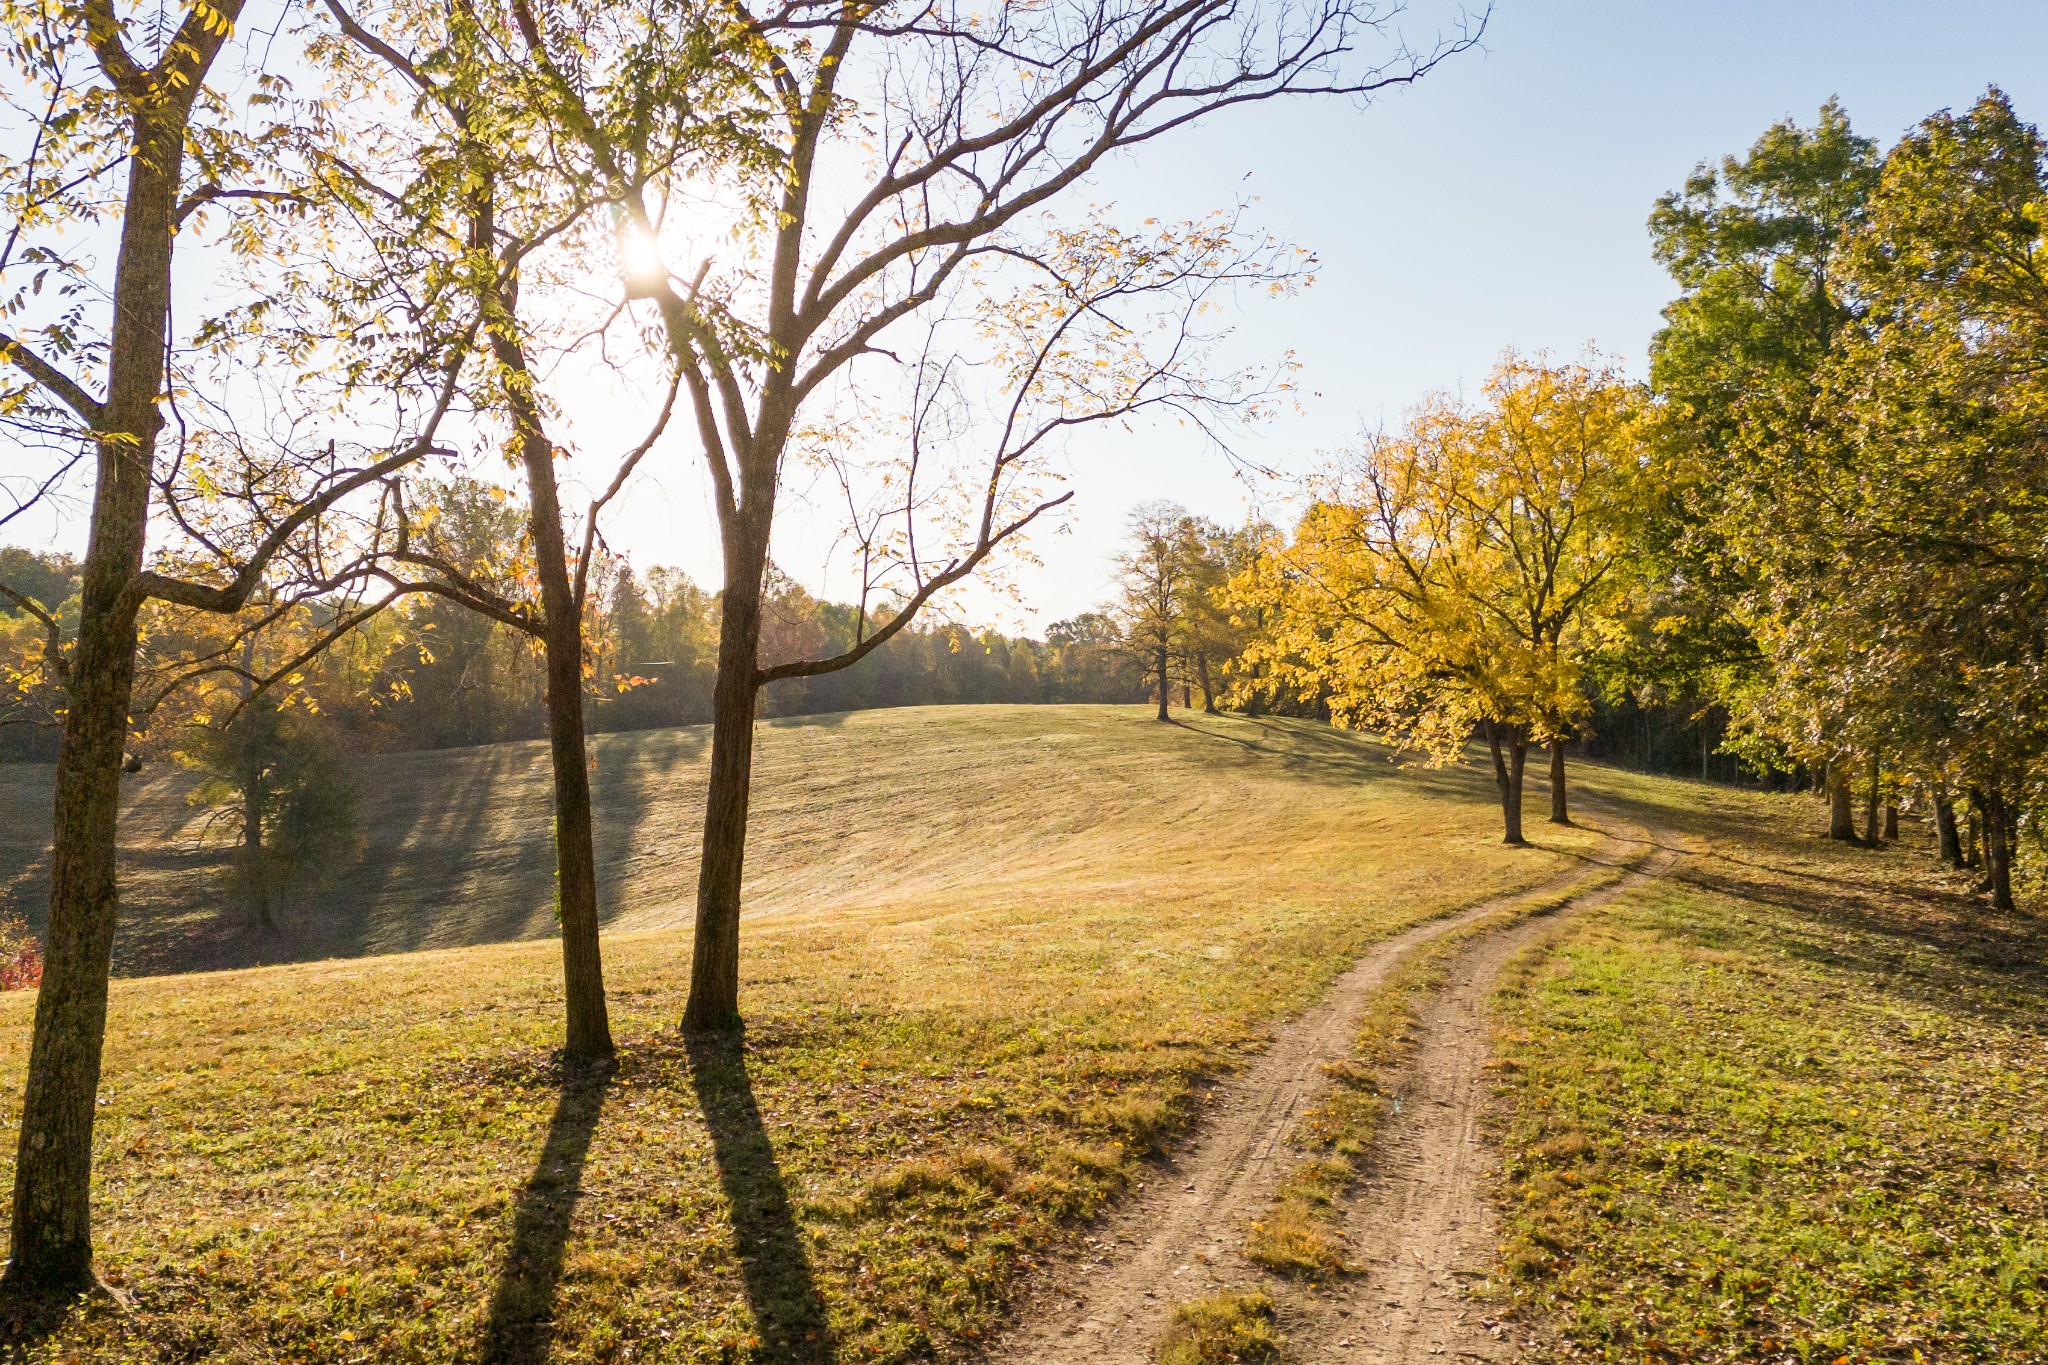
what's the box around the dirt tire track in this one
[1294,834,1682,1364]
[987,817,1666,1365]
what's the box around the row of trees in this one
[1644,91,2048,913]
[1232,94,2048,909]
[0,0,1461,1297]
[3,537,1152,923]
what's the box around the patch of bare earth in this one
[987,817,1676,1365]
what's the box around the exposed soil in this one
[987,815,1676,1365]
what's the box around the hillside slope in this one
[0,703,1613,1363]
[2,705,1528,975]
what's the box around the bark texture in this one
[495,325,614,1062]
[1547,738,1569,825]
[684,515,770,1032]
[1486,721,1529,846]
[1827,761,1858,842]
[1933,782,1963,867]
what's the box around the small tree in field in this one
[1238,356,1641,843]
[1112,503,1206,721]
[178,695,360,932]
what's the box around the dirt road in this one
[988,816,1675,1365]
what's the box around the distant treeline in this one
[0,543,1143,763]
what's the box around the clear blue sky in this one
[12,2,2048,630]
[922,0,2048,626]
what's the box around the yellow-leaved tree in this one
[1236,354,1643,843]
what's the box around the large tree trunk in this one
[1195,652,1216,714]
[1827,760,1857,842]
[1883,801,1898,843]
[1863,753,1882,844]
[684,515,770,1033]
[6,107,188,1299]
[1487,721,1529,847]
[1548,738,1570,826]
[1154,644,1169,722]
[1932,779,1963,868]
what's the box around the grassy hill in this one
[0,705,1606,1363]
[2,704,1555,976]
[5,707,2035,1364]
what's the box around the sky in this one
[11,0,2048,632]
[593,0,2048,629]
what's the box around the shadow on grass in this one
[686,1030,835,1364]
[481,1062,614,1365]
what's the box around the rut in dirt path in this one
[985,818,1665,1365]
[1290,835,1681,1365]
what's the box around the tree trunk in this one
[1827,760,1857,842]
[684,516,770,1033]
[1883,801,1898,843]
[1195,653,1217,714]
[1548,738,1570,826]
[1863,753,1881,844]
[496,310,614,1063]
[1932,779,1962,867]
[241,756,275,932]
[6,105,190,1299]
[1487,721,1529,847]
[1965,803,1982,869]
[1982,788,2016,914]
[1154,644,1169,722]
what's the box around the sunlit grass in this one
[1154,1290,1286,1365]
[1489,789,2048,1362]
[0,706,1598,1363]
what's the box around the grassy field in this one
[0,702,1557,975]
[1489,781,2048,1363]
[0,705,1606,1363]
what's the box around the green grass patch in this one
[1490,795,2048,1363]
[1155,1290,1286,1365]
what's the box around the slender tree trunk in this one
[6,104,190,1299]
[1982,788,2016,914]
[1883,801,1898,843]
[1154,644,1169,722]
[1195,653,1217,714]
[1548,738,1570,825]
[1487,721,1529,846]
[241,758,275,932]
[1827,760,1857,842]
[1965,802,1982,869]
[1932,779,1962,868]
[1863,752,1882,844]
[495,316,613,1063]
[684,513,771,1033]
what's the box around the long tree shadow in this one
[480,1063,613,1365]
[685,1031,835,1364]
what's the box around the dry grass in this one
[0,706,1601,1363]
[1154,1291,1286,1365]
[5,705,1577,975]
